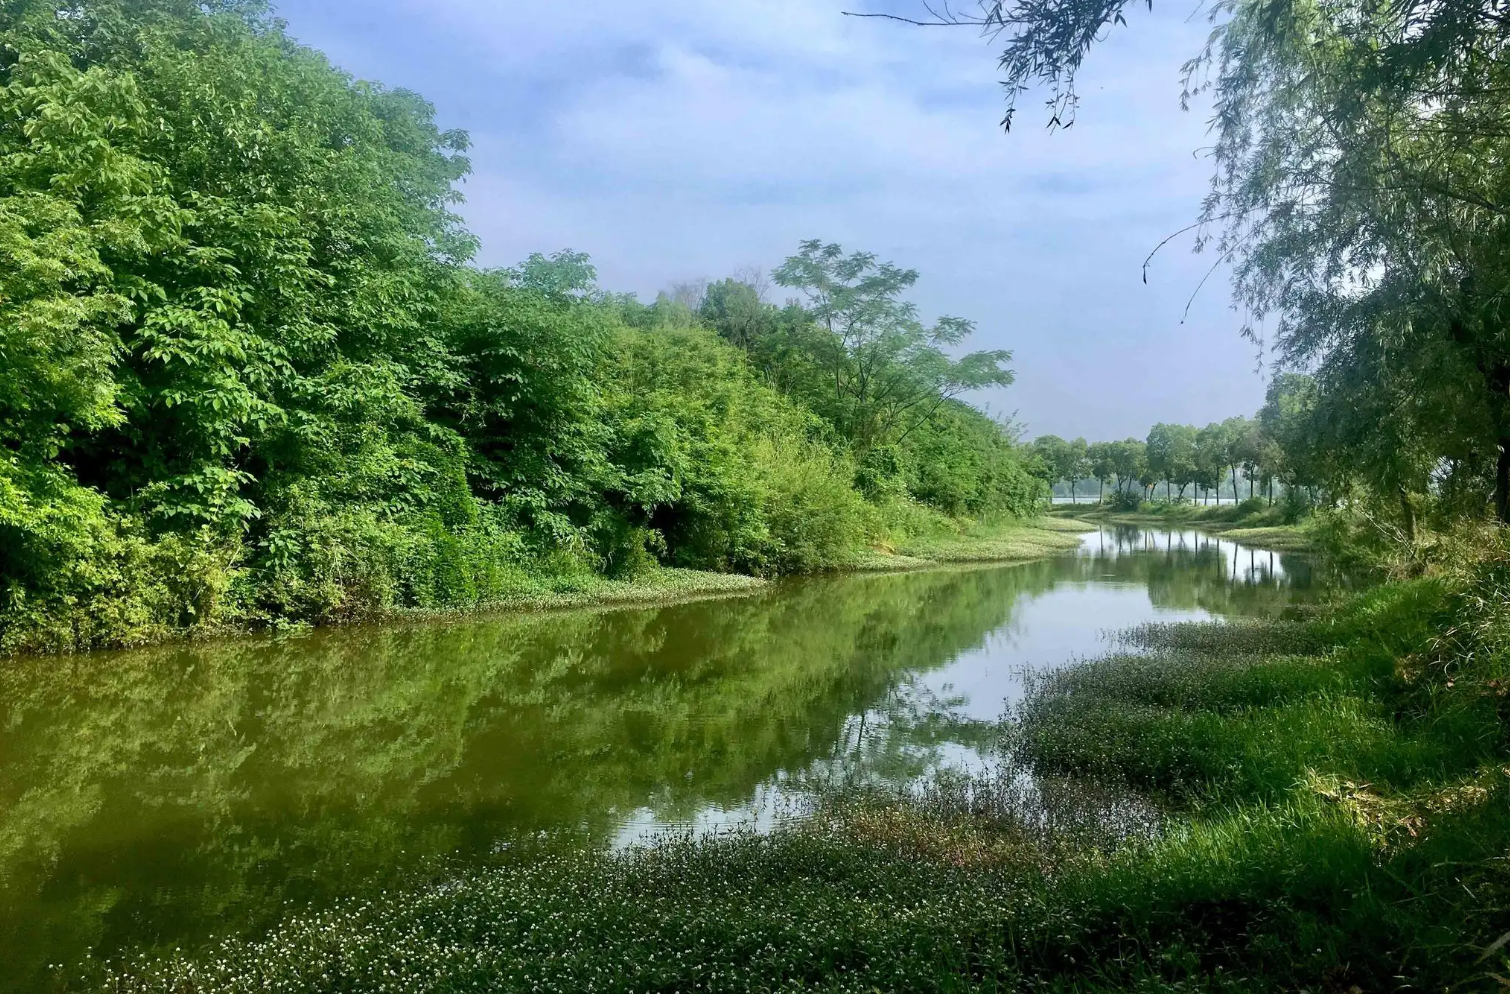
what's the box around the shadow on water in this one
[0,526,1325,991]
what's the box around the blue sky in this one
[270,0,1269,441]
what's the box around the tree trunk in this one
[1230,466,1238,502]
[1497,438,1510,524]
[1398,484,1416,544]
[1070,478,1077,504]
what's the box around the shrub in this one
[1235,495,1267,516]
[753,437,872,573]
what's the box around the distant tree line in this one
[1030,374,1322,507]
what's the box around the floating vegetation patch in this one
[1113,619,1330,657]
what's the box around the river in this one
[0,525,1324,991]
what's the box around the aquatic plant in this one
[94,551,1510,993]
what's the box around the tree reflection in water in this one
[0,527,1326,992]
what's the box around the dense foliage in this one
[0,0,1043,651]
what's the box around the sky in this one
[268,0,1270,441]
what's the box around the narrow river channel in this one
[0,525,1325,991]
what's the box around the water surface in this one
[0,526,1321,991]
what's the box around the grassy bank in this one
[377,566,772,617]
[5,517,1085,655]
[1052,499,1314,550]
[387,517,1089,613]
[1213,525,1312,551]
[849,514,1090,570]
[105,537,1510,993]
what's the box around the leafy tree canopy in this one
[0,0,1044,649]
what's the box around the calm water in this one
[0,526,1321,991]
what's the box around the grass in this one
[1212,525,1311,550]
[887,516,1088,565]
[101,536,1510,993]
[382,565,771,618]
[845,516,1087,572]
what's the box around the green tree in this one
[700,278,772,351]
[1088,441,1115,502]
[1,0,481,635]
[1032,434,1090,501]
[1066,437,1090,502]
[1258,374,1323,507]
[903,403,1044,516]
[1030,436,1069,495]
[1233,418,1267,500]
[439,269,611,535]
[1193,425,1227,505]
[1146,423,1198,501]
[509,250,600,302]
[1108,439,1146,495]
[772,241,1014,456]
[1217,417,1249,502]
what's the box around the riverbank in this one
[376,518,1090,614]
[1051,500,1314,550]
[850,514,1090,571]
[357,517,1091,616]
[109,533,1510,993]
[1,517,1087,655]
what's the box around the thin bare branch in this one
[840,10,971,26]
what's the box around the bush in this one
[899,402,1048,517]
[1280,489,1314,523]
[1108,489,1143,512]
[0,462,239,651]
[753,437,873,573]
[1235,495,1267,516]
